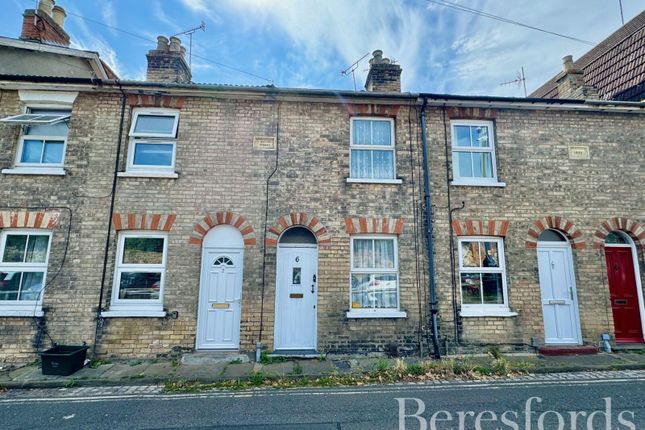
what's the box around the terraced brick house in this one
[0,1,643,363]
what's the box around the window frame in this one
[0,229,52,317]
[14,105,71,169]
[126,108,179,175]
[348,117,400,183]
[108,231,168,315]
[450,120,504,187]
[457,236,514,317]
[347,235,406,318]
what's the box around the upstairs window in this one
[451,120,501,186]
[14,108,71,168]
[350,118,397,182]
[127,109,179,174]
[0,231,51,316]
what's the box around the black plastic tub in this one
[40,345,89,376]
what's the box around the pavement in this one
[1,349,645,389]
[3,370,645,429]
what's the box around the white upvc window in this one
[126,108,179,175]
[349,117,400,183]
[347,236,406,318]
[0,230,52,317]
[107,232,167,316]
[451,120,504,187]
[14,107,71,169]
[458,236,514,317]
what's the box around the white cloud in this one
[100,1,117,34]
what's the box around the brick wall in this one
[426,106,645,349]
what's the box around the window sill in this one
[450,180,506,188]
[346,310,407,319]
[460,309,518,318]
[2,167,66,176]
[0,309,44,317]
[117,171,178,179]
[101,309,167,318]
[346,178,403,185]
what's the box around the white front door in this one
[538,243,582,345]
[274,246,318,350]
[196,250,243,349]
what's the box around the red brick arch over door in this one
[188,211,256,247]
[265,213,331,247]
[592,218,645,249]
[525,216,586,249]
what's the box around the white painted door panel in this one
[197,251,242,349]
[538,245,581,345]
[274,247,317,350]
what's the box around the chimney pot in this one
[156,35,169,51]
[562,55,574,72]
[51,5,66,28]
[169,36,182,53]
[147,35,191,84]
[364,49,402,92]
[38,0,55,17]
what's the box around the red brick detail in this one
[527,216,587,249]
[453,219,510,237]
[113,213,123,231]
[188,237,203,245]
[188,211,257,247]
[345,218,356,235]
[592,218,644,249]
[0,210,62,230]
[113,213,177,232]
[358,217,368,233]
[382,218,390,234]
[266,213,332,247]
[307,217,320,230]
[193,223,207,236]
[21,10,70,47]
[127,213,136,229]
[346,104,400,118]
[499,220,510,237]
[525,241,537,249]
[447,107,497,120]
[394,219,404,235]
[150,214,161,230]
[34,212,45,229]
[126,94,185,109]
[10,213,18,228]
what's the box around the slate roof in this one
[530,10,645,101]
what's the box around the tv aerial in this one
[172,21,206,69]
[341,52,370,91]
[500,66,527,97]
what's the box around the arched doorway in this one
[196,225,244,350]
[274,226,318,352]
[537,229,582,345]
[604,231,645,343]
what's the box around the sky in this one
[4,0,643,96]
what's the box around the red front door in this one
[605,246,644,343]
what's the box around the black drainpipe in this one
[93,84,127,355]
[419,98,441,359]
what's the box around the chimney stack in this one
[364,49,402,92]
[555,55,599,100]
[20,0,70,47]
[146,35,192,84]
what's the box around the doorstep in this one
[538,345,598,356]
[181,351,250,365]
[613,343,645,352]
[270,349,319,358]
